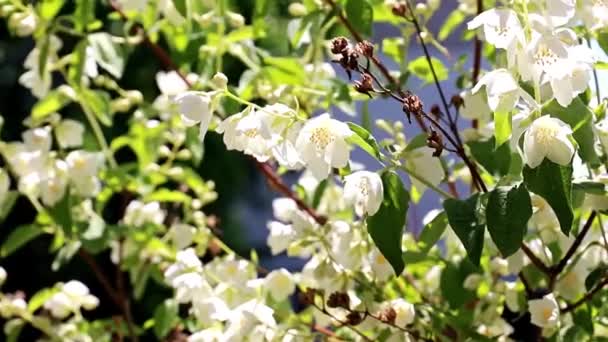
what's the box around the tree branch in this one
[562,276,608,313]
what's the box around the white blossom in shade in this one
[22,126,52,152]
[472,69,522,113]
[0,169,10,206]
[405,146,445,197]
[19,35,62,98]
[459,89,491,121]
[222,300,276,342]
[115,0,148,12]
[123,200,166,227]
[343,171,383,217]
[271,121,304,170]
[391,299,415,326]
[546,0,575,27]
[9,11,37,37]
[0,296,27,318]
[207,258,254,287]
[156,70,191,96]
[528,293,559,328]
[191,297,231,323]
[424,265,442,292]
[174,91,213,141]
[264,268,295,302]
[507,249,528,274]
[523,115,574,168]
[40,159,68,207]
[188,327,223,342]
[0,266,6,286]
[490,257,509,276]
[556,262,588,301]
[580,0,608,30]
[467,9,523,52]
[44,280,99,319]
[164,249,213,303]
[463,274,483,290]
[55,119,85,149]
[368,247,395,281]
[295,113,353,179]
[66,150,103,196]
[170,223,195,249]
[266,221,296,255]
[504,281,520,312]
[477,318,514,338]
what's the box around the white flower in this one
[528,293,559,328]
[459,89,491,121]
[0,266,6,286]
[368,248,395,281]
[264,268,295,302]
[192,297,231,323]
[546,0,575,27]
[556,262,588,301]
[343,171,383,217]
[295,113,352,179]
[504,281,520,312]
[467,9,523,51]
[391,299,415,326]
[19,36,62,98]
[472,69,522,113]
[123,200,166,227]
[174,91,213,141]
[507,249,528,274]
[156,70,191,96]
[580,0,608,30]
[55,119,85,148]
[40,160,68,207]
[490,257,509,276]
[0,297,27,318]
[44,280,99,319]
[405,146,445,197]
[170,223,195,249]
[424,265,442,292]
[463,274,482,290]
[0,169,10,207]
[266,221,296,255]
[523,115,574,168]
[66,151,103,196]
[22,126,52,152]
[9,11,37,37]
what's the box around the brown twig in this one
[550,211,598,288]
[116,241,139,342]
[520,243,552,275]
[471,0,483,129]
[78,249,122,309]
[562,276,608,313]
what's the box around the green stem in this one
[80,100,118,169]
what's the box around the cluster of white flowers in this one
[0,118,101,207]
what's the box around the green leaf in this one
[486,184,532,257]
[4,319,25,342]
[493,111,511,150]
[51,241,81,271]
[543,98,600,167]
[439,11,465,41]
[81,89,112,126]
[263,57,306,85]
[440,260,477,309]
[346,122,382,160]
[0,191,18,223]
[39,0,66,20]
[345,0,373,37]
[572,305,594,335]
[31,89,73,120]
[153,299,178,339]
[407,56,448,84]
[28,288,57,313]
[68,40,87,85]
[467,137,511,176]
[312,179,328,209]
[185,126,204,166]
[443,194,485,266]
[37,36,50,79]
[88,33,126,79]
[172,0,187,17]
[145,189,192,204]
[418,211,447,254]
[1,225,44,257]
[598,31,608,56]
[585,265,607,291]
[523,159,573,235]
[74,0,95,32]
[366,170,409,275]
[573,181,607,195]
[48,189,73,236]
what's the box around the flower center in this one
[534,45,558,68]
[243,128,258,138]
[542,307,554,321]
[358,178,369,197]
[493,25,510,38]
[534,125,558,146]
[310,127,334,150]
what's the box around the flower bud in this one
[176,149,192,160]
[331,36,349,54]
[126,90,143,104]
[111,98,132,112]
[158,145,172,157]
[327,292,350,309]
[212,72,228,89]
[226,12,245,28]
[196,11,215,28]
[0,267,6,286]
[9,11,36,37]
[288,2,307,17]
